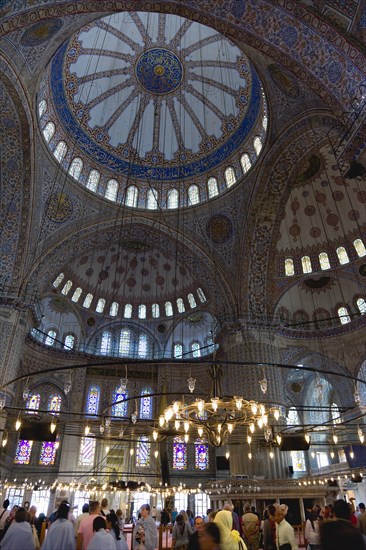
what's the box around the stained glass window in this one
[39,442,57,466]
[110,302,119,316]
[64,334,75,350]
[147,188,158,209]
[140,388,152,419]
[336,246,349,265]
[86,385,100,415]
[71,287,82,302]
[54,141,67,162]
[240,153,251,174]
[112,387,128,417]
[319,252,331,270]
[100,331,111,354]
[136,436,151,467]
[354,239,366,257]
[26,394,40,414]
[126,185,138,207]
[48,394,62,414]
[152,303,160,318]
[38,99,47,118]
[86,169,100,192]
[14,440,33,464]
[165,302,173,316]
[124,304,132,318]
[192,342,201,358]
[53,273,64,288]
[338,306,351,324]
[68,157,83,180]
[224,167,236,188]
[105,179,118,201]
[167,189,179,208]
[177,298,185,313]
[195,440,209,470]
[79,437,96,466]
[207,177,219,198]
[138,305,146,319]
[45,330,56,346]
[96,298,106,313]
[188,293,197,308]
[197,288,206,303]
[174,343,183,359]
[61,280,72,295]
[43,121,55,143]
[357,298,366,314]
[331,403,341,424]
[286,408,306,472]
[119,329,130,356]
[262,114,268,130]
[173,437,187,470]
[301,256,312,274]
[138,334,147,358]
[188,185,199,205]
[254,136,262,155]
[285,258,294,276]
[83,293,93,308]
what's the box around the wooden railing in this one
[293,524,306,548]
[158,524,173,549]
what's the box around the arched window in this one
[147,188,158,210]
[174,343,183,359]
[354,239,366,257]
[357,298,366,314]
[64,334,75,350]
[39,442,57,466]
[207,177,219,198]
[105,179,118,201]
[165,301,173,316]
[262,114,268,131]
[83,293,93,308]
[331,403,341,424]
[38,99,47,118]
[68,157,83,180]
[338,306,351,324]
[53,273,64,288]
[96,298,106,313]
[253,136,262,155]
[140,388,152,420]
[152,303,160,318]
[14,440,33,465]
[124,304,132,318]
[112,386,128,417]
[240,153,251,174]
[195,440,209,470]
[100,331,111,354]
[86,170,100,192]
[205,335,215,354]
[319,252,331,270]
[167,189,179,209]
[173,436,187,470]
[188,293,197,308]
[138,304,146,319]
[48,394,62,414]
[336,246,349,265]
[301,256,312,274]
[188,185,200,205]
[45,330,56,346]
[26,394,40,414]
[192,342,201,358]
[125,185,138,208]
[119,329,130,356]
[53,141,67,162]
[286,407,306,472]
[224,167,236,188]
[61,280,72,295]
[79,437,96,466]
[71,287,82,302]
[177,298,185,313]
[136,436,151,467]
[197,288,206,303]
[138,334,148,358]
[43,122,55,143]
[110,302,119,316]
[86,385,100,415]
[285,259,294,276]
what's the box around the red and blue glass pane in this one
[26,394,40,414]
[139,388,152,419]
[173,438,187,470]
[136,438,150,467]
[48,394,61,414]
[112,388,128,417]
[14,440,33,464]
[86,385,100,415]
[195,442,209,470]
[39,442,57,465]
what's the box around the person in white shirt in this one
[274,505,298,550]
[304,510,321,550]
[132,504,157,550]
[87,516,115,550]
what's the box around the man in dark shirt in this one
[188,515,204,550]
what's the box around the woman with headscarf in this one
[172,513,193,549]
[106,511,128,550]
[40,502,75,550]
[214,510,247,550]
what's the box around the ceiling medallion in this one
[135,48,183,95]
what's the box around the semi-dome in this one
[38,11,268,209]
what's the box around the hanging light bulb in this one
[55,438,60,450]
[187,376,196,393]
[305,433,310,444]
[174,420,180,431]
[154,450,159,459]
[159,415,165,427]
[227,423,234,434]
[311,451,315,458]
[15,416,21,431]
[196,399,205,413]
[273,409,280,421]
[234,396,243,410]
[1,432,8,447]
[259,377,268,394]
[330,449,335,459]
[84,425,90,436]
[153,430,158,441]
[269,449,274,459]
[211,398,219,411]
[248,451,252,460]
[257,418,263,429]
[105,417,111,427]
[333,433,338,444]
[131,412,137,424]
[251,403,258,415]
[350,446,355,459]
[225,450,230,460]
[184,433,189,443]
[217,423,222,434]
[249,423,255,434]
[50,419,56,434]
[105,445,110,454]
[198,427,203,438]
[129,447,134,456]
[247,434,252,445]
[184,421,190,433]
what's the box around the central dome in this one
[38,11,268,208]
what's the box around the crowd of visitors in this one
[1,495,366,549]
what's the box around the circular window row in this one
[52,272,207,319]
[39,99,267,209]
